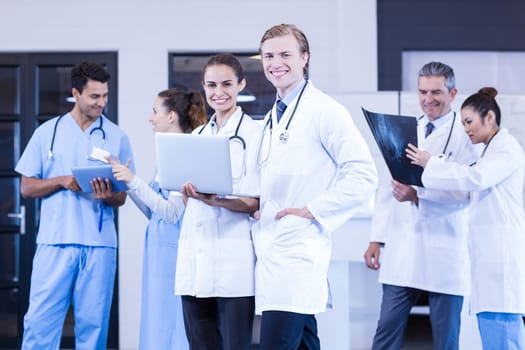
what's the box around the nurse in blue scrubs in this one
[111,88,207,349]
[16,62,135,350]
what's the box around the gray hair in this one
[418,61,456,92]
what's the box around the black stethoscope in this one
[264,80,309,144]
[198,111,247,181]
[418,111,456,156]
[198,111,246,149]
[48,113,106,160]
[256,81,309,168]
[469,128,499,166]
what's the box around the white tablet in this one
[71,165,128,192]
[155,133,233,195]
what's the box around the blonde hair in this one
[259,23,310,77]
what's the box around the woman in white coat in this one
[407,87,525,350]
[111,88,207,349]
[176,53,261,350]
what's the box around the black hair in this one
[71,62,110,94]
[461,87,501,126]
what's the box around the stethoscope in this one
[469,128,499,166]
[48,113,106,160]
[418,111,456,156]
[256,81,309,167]
[266,80,308,144]
[198,111,246,182]
[198,111,246,149]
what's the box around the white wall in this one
[1,1,379,349]
[402,51,525,94]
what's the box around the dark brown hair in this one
[202,53,245,83]
[157,88,207,133]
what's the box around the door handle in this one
[8,205,26,235]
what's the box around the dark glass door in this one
[0,52,119,349]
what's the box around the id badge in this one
[88,147,110,163]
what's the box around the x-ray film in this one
[362,107,423,187]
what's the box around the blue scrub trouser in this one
[477,312,525,350]
[139,222,188,350]
[371,284,463,350]
[259,311,320,350]
[181,295,255,350]
[21,244,116,350]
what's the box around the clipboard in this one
[71,165,128,192]
[361,107,423,187]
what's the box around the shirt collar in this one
[209,106,242,135]
[424,110,455,130]
[277,79,307,106]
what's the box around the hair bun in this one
[478,87,498,99]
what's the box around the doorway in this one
[0,52,118,349]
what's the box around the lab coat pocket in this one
[275,215,315,249]
[258,200,280,230]
[280,214,313,231]
[252,200,279,257]
[174,238,197,295]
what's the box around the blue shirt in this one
[15,113,135,247]
[277,79,307,106]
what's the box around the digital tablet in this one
[71,165,128,193]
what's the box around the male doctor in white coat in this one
[253,23,378,350]
[364,61,481,349]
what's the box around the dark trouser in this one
[181,295,254,350]
[372,284,463,350]
[259,310,320,350]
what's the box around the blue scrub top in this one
[15,113,135,247]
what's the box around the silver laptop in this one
[155,133,233,195]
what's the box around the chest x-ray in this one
[362,107,423,187]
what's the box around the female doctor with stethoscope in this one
[407,87,525,349]
[176,53,261,350]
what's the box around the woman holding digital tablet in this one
[111,88,206,350]
[176,53,262,350]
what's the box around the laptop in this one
[155,133,234,195]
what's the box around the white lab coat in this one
[175,108,261,297]
[371,112,481,296]
[253,82,378,315]
[423,128,525,314]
